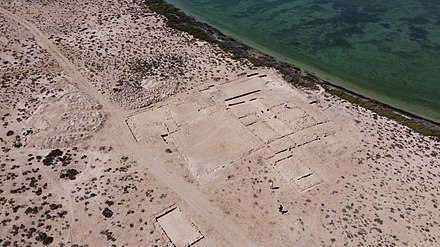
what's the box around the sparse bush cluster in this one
[129,55,185,79]
[328,89,440,137]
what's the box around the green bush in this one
[43,149,63,166]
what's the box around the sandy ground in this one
[1,0,439,247]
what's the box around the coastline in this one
[2,1,440,246]
[144,0,440,137]
[161,0,440,124]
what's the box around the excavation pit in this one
[156,207,203,247]
[171,110,260,181]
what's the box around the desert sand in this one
[0,1,439,247]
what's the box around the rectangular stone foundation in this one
[157,207,203,247]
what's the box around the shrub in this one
[42,149,63,166]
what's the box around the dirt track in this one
[0,6,254,246]
[1,1,439,246]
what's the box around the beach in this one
[0,0,439,246]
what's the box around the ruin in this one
[127,72,334,188]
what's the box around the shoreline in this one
[161,0,440,124]
[2,1,440,246]
[144,0,440,137]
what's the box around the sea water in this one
[165,0,440,122]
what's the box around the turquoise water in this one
[165,0,440,122]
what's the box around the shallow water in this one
[166,0,440,122]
